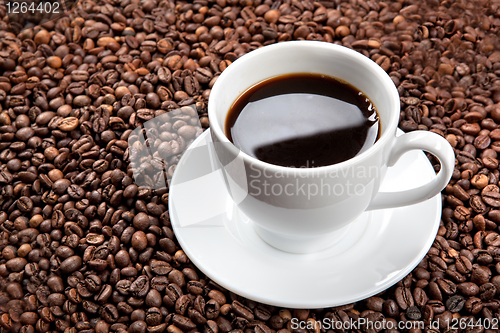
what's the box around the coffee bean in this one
[437,278,457,295]
[456,256,473,274]
[413,287,428,307]
[53,179,71,195]
[133,212,151,231]
[15,127,35,141]
[168,270,186,288]
[406,306,421,320]
[446,295,465,312]
[471,266,492,285]
[68,184,85,199]
[382,299,399,318]
[205,299,220,319]
[395,287,414,310]
[17,196,33,213]
[58,117,79,131]
[95,284,113,303]
[484,232,500,246]
[6,258,27,272]
[60,256,82,273]
[115,279,131,296]
[482,191,500,207]
[101,304,119,323]
[434,310,453,329]
[129,320,147,333]
[131,231,148,251]
[231,301,253,321]
[93,159,109,173]
[172,314,196,330]
[146,289,162,308]
[208,290,227,306]
[465,297,483,314]
[479,282,496,301]
[175,295,191,315]
[130,275,150,298]
[150,260,172,276]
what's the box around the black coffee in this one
[225,73,380,168]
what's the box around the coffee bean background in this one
[1,0,500,332]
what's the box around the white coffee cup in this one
[208,41,455,254]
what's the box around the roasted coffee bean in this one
[130,275,150,298]
[58,117,79,131]
[437,279,457,295]
[101,304,119,323]
[231,301,253,321]
[115,280,131,296]
[172,314,196,330]
[96,284,113,303]
[17,196,33,213]
[446,295,465,312]
[413,287,428,307]
[175,295,191,316]
[133,212,150,231]
[456,256,473,274]
[131,231,148,251]
[84,274,101,293]
[465,297,483,314]
[395,287,414,310]
[151,260,172,275]
[472,266,492,285]
[406,306,421,320]
[187,280,204,295]
[6,258,28,272]
[205,299,220,320]
[382,299,399,318]
[60,256,82,273]
[479,283,496,301]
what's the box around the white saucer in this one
[169,129,441,309]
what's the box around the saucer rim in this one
[169,128,441,308]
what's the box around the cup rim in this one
[208,40,401,172]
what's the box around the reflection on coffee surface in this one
[225,73,380,168]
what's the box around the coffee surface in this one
[225,73,380,168]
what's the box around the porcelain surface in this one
[169,129,441,308]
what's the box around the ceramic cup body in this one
[208,41,454,253]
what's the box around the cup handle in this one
[366,131,455,210]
